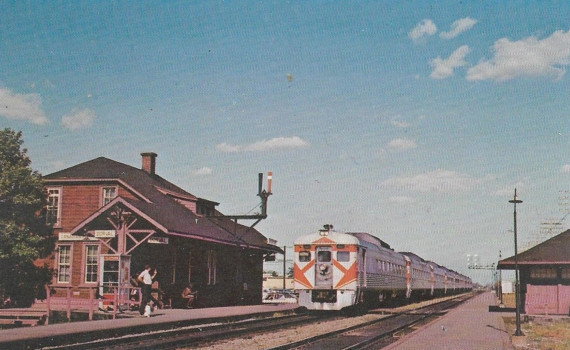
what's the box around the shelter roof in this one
[497,229,570,269]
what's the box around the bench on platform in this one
[0,309,47,327]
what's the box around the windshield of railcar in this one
[298,251,311,262]
[317,250,331,262]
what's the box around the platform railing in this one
[44,285,141,324]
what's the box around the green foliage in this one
[0,128,55,307]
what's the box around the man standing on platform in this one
[138,265,157,317]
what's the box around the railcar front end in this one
[293,226,361,311]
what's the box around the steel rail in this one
[267,293,474,350]
[43,313,333,350]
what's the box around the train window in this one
[299,251,311,262]
[317,251,331,262]
[337,251,350,262]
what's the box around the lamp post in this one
[509,189,523,336]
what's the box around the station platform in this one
[384,292,516,350]
[0,303,299,349]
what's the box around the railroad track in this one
[268,293,474,350]
[43,312,336,350]
[42,293,473,350]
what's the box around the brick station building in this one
[497,229,570,315]
[43,152,281,307]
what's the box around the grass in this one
[503,316,570,349]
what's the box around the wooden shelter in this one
[497,229,570,315]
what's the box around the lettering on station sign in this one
[148,237,169,244]
[59,232,87,241]
[94,230,116,238]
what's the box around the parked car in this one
[262,290,298,304]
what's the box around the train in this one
[293,225,472,311]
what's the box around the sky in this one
[2,1,570,284]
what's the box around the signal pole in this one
[283,246,287,290]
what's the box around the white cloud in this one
[61,108,96,131]
[388,138,417,150]
[216,143,241,153]
[381,169,485,193]
[391,119,410,128]
[409,19,437,41]
[440,17,478,39]
[0,87,47,125]
[216,136,309,153]
[192,167,213,176]
[467,30,570,82]
[562,164,570,173]
[430,45,471,79]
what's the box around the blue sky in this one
[2,1,570,283]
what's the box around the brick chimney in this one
[141,152,157,175]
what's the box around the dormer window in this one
[102,187,117,206]
[196,198,218,216]
[197,203,214,216]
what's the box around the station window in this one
[337,251,350,262]
[57,245,71,283]
[207,250,217,285]
[84,245,99,283]
[188,251,196,283]
[299,251,310,262]
[530,267,557,279]
[101,187,117,206]
[46,187,61,226]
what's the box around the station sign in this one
[148,237,169,244]
[59,232,86,241]
[94,230,116,238]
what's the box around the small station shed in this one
[498,229,570,315]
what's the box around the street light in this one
[509,189,524,336]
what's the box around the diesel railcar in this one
[293,225,472,311]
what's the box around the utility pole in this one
[509,189,524,337]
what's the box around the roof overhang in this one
[166,230,283,253]
[68,197,283,254]
[497,260,570,270]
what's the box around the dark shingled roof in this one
[497,229,570,269]
[44,157,198,201]
[44,157,281,253]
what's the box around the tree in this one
[0,128,54,307]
